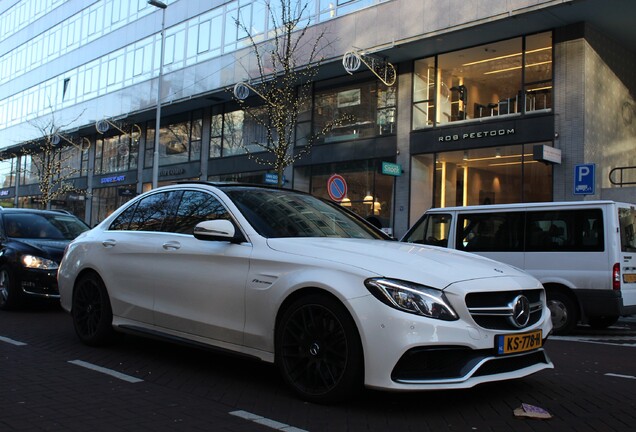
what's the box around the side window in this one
[458,212,523,252]
[404,213,451,247]
[171,190,229,234]
[127,191,182,232]
[525,209,603,252]
[109,202,138,231]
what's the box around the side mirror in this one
[193,219,243,243]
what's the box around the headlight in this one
[21,255,59,270]
[365,278,458,321]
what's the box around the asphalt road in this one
[1,305,635,432]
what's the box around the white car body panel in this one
[58,183,554,394]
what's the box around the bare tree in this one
[18,111,89,209]
[232,0,349,187]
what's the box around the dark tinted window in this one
[525,209,603,252]
[3,213,88,240]
[119,191,182,232]
[109,202,138,231]
[171,190,229,234]
[457,212,524,252]
[225,187,384,239]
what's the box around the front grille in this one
[465,289,543,330]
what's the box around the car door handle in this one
[102,239,116,248]
[162,241,181,251]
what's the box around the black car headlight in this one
[21,255,59,270]
[365,278,458,321]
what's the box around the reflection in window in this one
[313,81,396,144]
[172,191,229,234]
[95,128,140,174]
[413,32,552,129]
[145,111,203,168]
[220,107,272,157]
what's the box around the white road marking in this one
[0,335,27,346]
[605,373,636,380]
[230,410,308,432]
[68,360,143,383]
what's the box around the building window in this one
[294,159,395,231]
[410,143,553,218]
[0,156,16,188]
[413,32,552,129]
[313,80,397,143]
[96,128,140,174]
[145,111,203,168]
[209,107,272,159]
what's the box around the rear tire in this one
[275,294,363,403]
[547,290,578,335]
[72,273,115,346]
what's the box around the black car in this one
[0,208,89,310]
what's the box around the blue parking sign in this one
[574,164,595,195]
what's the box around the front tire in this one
[547,290,578,335]
[0,266,22,310]
[72,273,115,346]
[276,294,363,403]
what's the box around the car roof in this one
[0,207,79,217]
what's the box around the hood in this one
[12,239,70,262]
[266,238,530,289]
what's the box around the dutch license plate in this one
[496,330,543,355]
[623,274,636,283]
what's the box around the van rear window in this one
[619,207,636,252]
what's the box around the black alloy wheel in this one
[72,273,114,346]
[276,294,363,403]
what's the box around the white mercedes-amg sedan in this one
[58,182,553,402]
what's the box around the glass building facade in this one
[1,0,634,235]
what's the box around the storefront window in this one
[20,154,41,185]
[91,186,135,225]
[96,127,140,174]
[413,32,552,129]
[59,144,89,178]
[314,80,396,143]
[145,111,203,167]
[220,107,272,157]
[411,144,553,213]
[294,159,394,232]
[0,156,16,187]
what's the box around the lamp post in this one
[148,0,167,189]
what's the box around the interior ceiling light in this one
[484,60,552,75]
[462,47,551,67]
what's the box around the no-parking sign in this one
[327,174,347,202]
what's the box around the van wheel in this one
[588,315,619,329]
[547,291,577,335]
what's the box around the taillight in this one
[612,263,621,290]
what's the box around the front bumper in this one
[349,288,554,391]
[19,268,60,299]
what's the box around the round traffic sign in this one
[327,174,347,201]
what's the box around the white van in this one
[401,201,636,335]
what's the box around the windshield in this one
[224,187,386,239]
[4,213,89,240]
[619,206,636,252]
